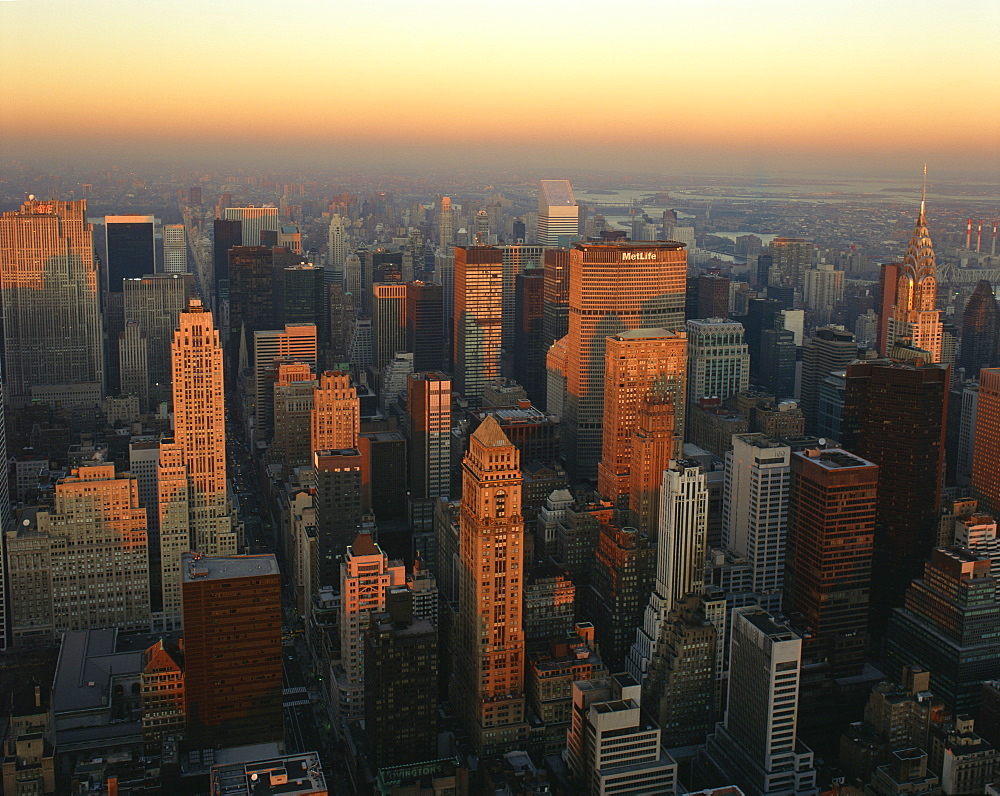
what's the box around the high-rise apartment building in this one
[105,215,156,288]
[407,372,452,529]
[799,326,856,434]
[973,368,1000,514]
[723,433,791,614]
[311,370,359,456]
[335,531,406,724]
[959,281,1000,376]
[224,206,280,247]
[123,273,193,390]
[537,180,578,247]
[453,417,529,754]
[0,199,103,407]
[842,359,948,632]
[5,463,150,647]
[890,188,943,361]
[786,448,878,678]
[685,318,750,417]
[405,280,444,372]
[557,241,687,478]
[453,245,503,401]
[162,223,187,274]
[372,282,407,370]
[803,263,844,326]
[181,553,283,748]
[597,328,686,509]
[765,237,814,290]
[698,273,732,319]
[704,608,818,796]
[171,299,235,557]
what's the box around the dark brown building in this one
[181,553,283,748]
[314,448,364,586]
[842,360,948,636]
[697,273,731,319]
[786,448,878,676]
[405,281,444,372]
[513,268,546,406]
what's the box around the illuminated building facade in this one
[558,241,687,478]
[0,199,103,407]
[453,416,529,754]
[453,245,503,401]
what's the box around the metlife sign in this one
[620,251,657,262]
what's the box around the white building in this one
[537,180,578,247]
[629,460,708,679]
[162,224,187,274]
[224,206,279,247]
[704,608,818,796]
[566,673,677,796]
[327,214,348,283]
[723,434,790,615]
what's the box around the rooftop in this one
[181,553,280,583]
[210,752,327,796]
[52,629,144,714]
[798,448,876,470]
[611,327,678,340]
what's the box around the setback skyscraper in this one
[0,199,103,407]
[453,416,528,754]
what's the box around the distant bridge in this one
[937,263,1000,284]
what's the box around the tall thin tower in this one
[171,299,235,556]
[453,416,529,754]
[891,168,943,361]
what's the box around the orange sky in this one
[2,0,998,175]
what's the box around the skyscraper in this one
[785,448,878,678]
[453,245,503,401]
[372,282,407,370]
[537,180,579,247]
[842,359,948,633]
[213,217,242,305]
[685,318,750,412]
[799,325,857,434]
[123,273,193,392]
[311,370,359,457]
[513,268,546,405]
[0,199,103,407]
[406,372,452,530]
[704,608,818,796]
[541,247,571,354]
[228,245,282,358]
[224,205,280,247]
[959,281,1000,376]
[181,553,283,748]
[765,237,814,290]
[171,299,235,557]
[597,328,686,510]
[0,385,8,651]
[453,416,529,754]
[105,214,156,288]
[877,262,901,356]
[405,280,444,372]
[723,433,791,614]
[890,181,943,362]
[497,243,544,351]
[972,368,1000,514]
[629,460,709,679]
[327,213,348,283]
[162,223,187,274]
[557,241,687,478]
[335,531,406,724]
[438,196,453,248]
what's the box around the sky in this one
[2,0,999,178]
